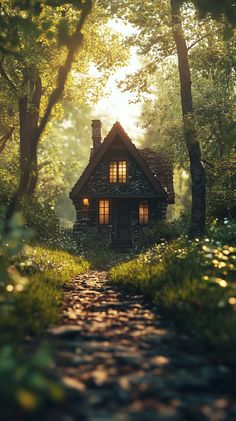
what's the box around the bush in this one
[140,220,181,247]
[206,156,236,220]
[76,226,127,268]
[0,344,65,418]
[22,198,60,243]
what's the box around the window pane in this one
[118,161,127,183]
[109,161,117,183]
[99,200,110,224]
[139,201,149,224]
[109,161,127,183]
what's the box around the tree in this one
[170,0,206,237]
[0,0,92,224]
[100,0,207,236]
[192,0,236,26]
[138,19,236,220]
[0,1,126,226]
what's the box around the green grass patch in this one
[1,245,89,342]
[110,222,236,365]
[0,241,89,418]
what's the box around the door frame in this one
[115,200,131,242]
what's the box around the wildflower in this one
[228,297,236,305]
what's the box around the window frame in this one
[139,200,149,225]
[98,199,110,225]
[108,160,128,184]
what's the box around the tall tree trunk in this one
[27,76,42,195]
[171,0,206,238]
[17,76,42,199]
[5,78,42,227]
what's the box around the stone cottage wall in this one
[80,151,158,197]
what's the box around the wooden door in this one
[117,201,131,241]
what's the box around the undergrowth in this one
[0,214,89,417]
[110,220,236,365]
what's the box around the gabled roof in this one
[140,148,175,204]
[69,122,168,201]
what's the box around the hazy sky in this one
[93,20,145,145]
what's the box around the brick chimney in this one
[91,119,102,154]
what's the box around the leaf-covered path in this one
[47,270,236,420]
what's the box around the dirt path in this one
[47,270,236,421]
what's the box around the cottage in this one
[70,120,175,250]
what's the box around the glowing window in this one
[118,161,127,183]
[99,200,110,224]
[109,161,127,183]
[139,201,149,224]
[82,198,89,207]
[109,161,117,183]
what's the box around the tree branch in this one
[0,56,17,92]
[38,159,51,171]
[0,126,15,154]
[35,0,92,145]
[187,32,212,51]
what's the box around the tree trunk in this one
[17,76,42,199]
[170,0,206,238]
[4,78,42,227]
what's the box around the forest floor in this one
[45,270,236,421]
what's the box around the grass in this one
[110,223,236,365]
[1,245,90,341]
[0,242,89,417]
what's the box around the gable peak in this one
[104,121,132,143]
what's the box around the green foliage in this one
[40,102,93,226]
[0,0,89,53]
[192,0,236,26]
[140,220,181,247]
[0,344,64,417]
[23,199,61,243]
[0,238,89,342]
[76,227,132,268]
[19,244,90,284]
[206,156,236,220]
[111,221,236,364]
[77,227,116,267]
[0,215,89,417]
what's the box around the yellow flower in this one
[16,389,38,411]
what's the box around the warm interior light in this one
[109,161,127,183]
[139,201,149,224]
[99,200,109,224]
[83,198,89,207]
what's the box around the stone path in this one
[47,270,236,421]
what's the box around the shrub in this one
[0,344,65,418]
[76,226,126,267]
[22,198,60,243]
[140,220,180,247]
